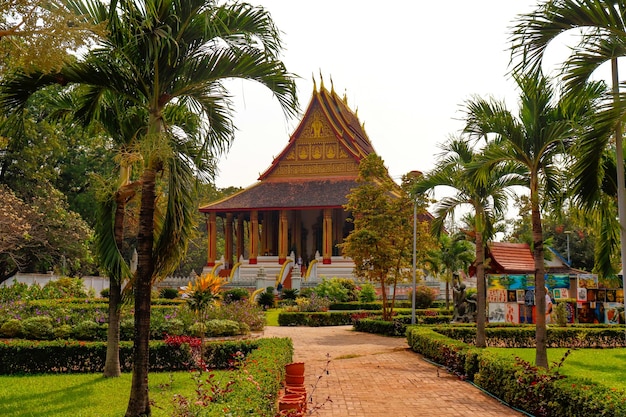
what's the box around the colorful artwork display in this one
[486,273,622,325]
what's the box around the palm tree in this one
[425,234,474,310]
[511,0,626,287]
[465,71,603,368]
[415,138,522,347]
[1,1,298,415]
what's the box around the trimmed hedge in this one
[434,325,626,348]
[278,311,360,326]
[0,338,281,375]
[353,318,408,336]
[328,300,426,310]
[406,326,626,416]
[214,337,293,417]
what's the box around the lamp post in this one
[411,198,417,325]
[565,230,572,266]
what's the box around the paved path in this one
[262,326,523,417]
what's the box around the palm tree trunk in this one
[103,189,128,378]
[475,230,486,348]
[125,168,157,417]
[103,276,122,377]
[531,181,548,369]
[611,58,626,322]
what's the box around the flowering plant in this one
[179,273,225,316]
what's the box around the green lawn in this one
[488,348,626,391]
[265,308,281,326]
[0,371,231,417]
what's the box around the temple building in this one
[199,78,389,289]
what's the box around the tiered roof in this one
[200,77,377,214]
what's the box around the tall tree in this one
[425,233,474,310]
[341,154,434,321]
[465,71,603,368]
[511,0,626,286]
[1,0,102,73]
[415,138,523,348]
[1,1,298,415]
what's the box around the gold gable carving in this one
[266,102,359,179]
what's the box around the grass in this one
[264,308,281,326]
[0,371,232,417]
[488,347,626,392]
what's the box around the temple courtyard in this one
[263,326,523,417]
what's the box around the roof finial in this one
[319,70,325,90]
[343,88,348,104]
[312,73,317,92]
[330,75,335,93]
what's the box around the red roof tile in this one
[488,242,535,273]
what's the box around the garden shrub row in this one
[406,327,626,416]
[434,325,626,348]
[0,337,287,375]
[0,300,264,341]
[353,314,453,336]
[328,300,434,310]
[214,337,293,416]
[278,311,358,326]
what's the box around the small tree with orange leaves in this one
[179,273,225,370]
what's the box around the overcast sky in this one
[216,1,566,189]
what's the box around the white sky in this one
[215,0,571,189]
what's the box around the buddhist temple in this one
[199,77,379,289]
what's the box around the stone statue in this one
[452,273,477,323]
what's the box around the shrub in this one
[278,311,355,326]
[0,319,22,338]
[53,324,72,339]
[22,316,54,340]
[160,287,179,299]
[208,300,265,332]
[42,277,87,299]
[257,290,275,309]
[281,288,299,301]
[72,320,104,341]
[295,294,330,312]
[222,288,250,303]
[408,286,436,308]
[357,282,377,302]
[555,301,568,327]
[312,277,350,302]
[163,318,185,336]
[120,318,134,341]
[206,319,240,336]
[100,288,110,298]
[189,322,207,337]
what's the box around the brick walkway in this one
[262,326,524,417]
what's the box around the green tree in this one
[511,0,626,282]
[425,233,474,310]
[341,154,434,321]
[1,1,298,415]
[416,138,523,348]
[1,0,102,73]
[465,71,602,368]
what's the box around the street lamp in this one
[411,198,417,325]
[565,230,572,266]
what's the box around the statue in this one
[452,273,477,323]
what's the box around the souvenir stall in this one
[575,274,624,324]
[486,273,575,324]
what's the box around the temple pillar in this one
[236,215,244,261]
[278,209,288,264]
[293,210,302,257]
[323,208,332,264]
[207,212,217,266]
[225,213,233,268]
[249,210,259,264]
